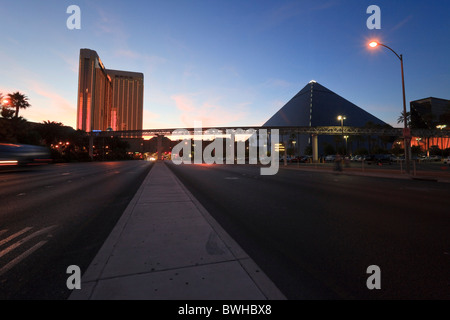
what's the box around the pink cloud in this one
[18,80,77,127]
[171,93,249,127]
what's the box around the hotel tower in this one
[76,49,144,133]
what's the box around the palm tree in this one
[397,111,411,127]
[1,92,14,119]
[7,91,31,118]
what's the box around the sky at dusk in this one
[1,0,449,130]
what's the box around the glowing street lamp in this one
[292,140,296,157]
[337,115,346,155]
[436,124,447,157]
[344,135,349,155]
[337,115,346,127]
[369,40,410,174]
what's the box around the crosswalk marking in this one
[0,241,47,277]
[0,225,57,277]
[0,227,33,247]
[0,225,56,259]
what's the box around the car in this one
[390,154,399,162]
[443,157,450,165]
[324,155,336,162]
[364,154,392,165]
[375,154,393,164]
[0,143,51,167]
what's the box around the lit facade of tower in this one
[106,69,144,132]
[76,49,113,132]
[76,49,144,133]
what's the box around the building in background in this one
[263,80,391,156]
[76,49,144,133]
[410,97,450,129]
[105,69,144,132]
[410,97,450,152]
[77,49,113,132]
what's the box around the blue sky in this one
[1,0,449,129]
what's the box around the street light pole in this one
[337,115,346,155]
[437,125,447,158]
[369,41,411,174]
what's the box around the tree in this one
[397,111,411,127]
[38,121,70,146]
[7,92,31,118]
[0,93,13,118]
[1,107,15,119]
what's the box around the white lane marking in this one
[0,241,47,277]
[0,225,56,258]
[0,227,33,247]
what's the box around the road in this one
[167,162,450,299]
[0,160,152,299]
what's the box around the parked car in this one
[443,156,450,165]
[365,154,392,165]
[390,154,400,162]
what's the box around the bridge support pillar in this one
[157,134,163,160]
[312,134,318,163]
[89,135,94,161]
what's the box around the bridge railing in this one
[88,126,450,138]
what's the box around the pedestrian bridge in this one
[90,126,449,137]
[88,126,449,162]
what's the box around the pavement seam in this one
[79,258,246,283]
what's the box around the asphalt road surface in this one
[167,163,450,300]
[0,160,152,299]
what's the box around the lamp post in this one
[344,135,349,155]
[337,115,346,155]
[436,124,447,158]
[369,41,410,174]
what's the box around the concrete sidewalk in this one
[69,161,285,300]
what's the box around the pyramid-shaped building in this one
[263,81,389,155]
